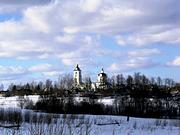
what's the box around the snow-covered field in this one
[0,95,114,108]
[0,95,39,108]
[0,114,179,135]
[0,96,179,135]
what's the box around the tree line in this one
[1,73,179,119]
[0,72,178,98]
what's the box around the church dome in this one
[98,68,107,77]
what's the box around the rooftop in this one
[74,64,81,71]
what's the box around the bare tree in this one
[157,76,162,87]
[59,74,73,90]
[150,77,156,85]
[109,76,116,88]
[141,74,149,86]
[126,75,133,86]
[46,79,52,88]
[8,83,14,91]
[116,74,125,87]
[84,76,92,90]
[134,72,141,85]
[0,84,4,91]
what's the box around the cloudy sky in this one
[0,0,180,87]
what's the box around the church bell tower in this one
[73,64,82,86]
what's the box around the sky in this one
[0,0,180,88]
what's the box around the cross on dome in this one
[101,68,104,73]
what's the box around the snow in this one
[0,96,114,108]
[97,97,114,105]
[0,114,179,135]
[0,95,39,108]
[0,96,179,134]
[86,115,179,135]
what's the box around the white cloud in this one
[37,53,50,59]
[0,63,61,81]
[0,40,52,59]
[128,48,161,57]
[29,64,54,72]
[116,28,180,46]
[56,35,106,67]
[80,0,102,12]
[42,71,60,77]
[0,0,52,13]
[0,0,179,84]
[108,58,157,72]
[16,56,31,60]
[0,63,62,87]
[63,27,79,34]
[55,35,75,44]
[28,63,63,78]
[101,7,142,19]
[23,6,51,33]
[108,63,119,72]
[115,35,126,46]
[0,0,51,5]
[1,0,179,36]
[167,56,180,66]
[0,66,29,80]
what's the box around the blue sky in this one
[0,0,180,88]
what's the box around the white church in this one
[73,64,109,90]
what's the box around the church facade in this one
[73,64,109,90]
